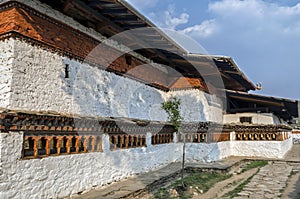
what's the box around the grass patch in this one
[224,179,242,189]
[153,171,232,199]
[241,161,268,173]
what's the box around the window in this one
[125,55,132,65]
[65,64,69,78]
[240,117,252,124]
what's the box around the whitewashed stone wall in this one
[292,132,300,140]
[292,133,300,144]
[3,39,222,122]
[0,132,182,199]
[223,113,281,125]
[0,131,292,199]
[185,142,232,162]
[0,0,224,122]
[231,137,293,158]
[170,90,223,122]
[0,39,14,108]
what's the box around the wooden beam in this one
[101,8,128,14]
[228,107,269,113]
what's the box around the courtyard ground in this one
[69,145,300,199]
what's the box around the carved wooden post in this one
[56,136,62,155]
[83,136,88,153]
[157,134,160,144]
[96,136,102,151]
[66,136,72,154]
[279,132,283,141]
[90,136,96,152]
[134,135,138,147]
[45,137,51,156]
[113,135,118,150]
[125,135,129,148]
[119,135,123,149]
[129,135,133,147]
[33,137,41,158]
[139,135,143,147]
[75,136,81,153]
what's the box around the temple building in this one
[0,0,298,198]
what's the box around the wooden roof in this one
[226,90,298,121]
[39,0,255,92]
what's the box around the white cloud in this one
[164,5,189,29]
[180,20,218,38]
[201,0,300,99]
[149,4,189,30]
[180,0,300,41]
[208,0,300,34]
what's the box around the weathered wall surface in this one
[292,131,300,141]
[223,113,281,124]
[9,39,167,120]
[0,132,182,199]
[185,142,232,162]
[0,131,292,199]
[169,90,223,122]
[231,136,292,158]
[0,39,14,108]
[6,39,222,122]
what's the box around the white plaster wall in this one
[0,131,293,199]
[169,90,223,123]
[185,142,231,162]
[292,133,300,140]
[0,132,182,199]
[230,137,293,159]
[0,39,14,108]
[7,39,222,122]
[8,39,167,120]
[223,113,281,124]
[0,0,224,122]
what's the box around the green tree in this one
[161,97,186,187]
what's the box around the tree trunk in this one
[181,131,186,187]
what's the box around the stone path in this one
[281,163,300,199]
[233,162,292,199]
[232,145,300,199]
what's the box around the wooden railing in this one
[178,132,207,143]
[234,131,289,141]
[23,135,102,158]
[151,133,174,145]
[109,134,146,150]
[0,110,293,158]
[178,132,231,143]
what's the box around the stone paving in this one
[233,145,300,199]
[233,162,293,199]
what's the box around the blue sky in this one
[125,0,300,100]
